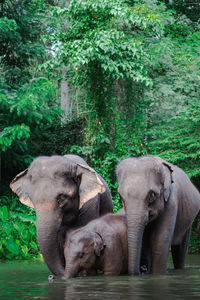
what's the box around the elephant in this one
[116,156,200,275]
[62,212,128,279]
[10,154,113,277]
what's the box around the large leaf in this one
[0,206,9,221]
[5,238,19,256]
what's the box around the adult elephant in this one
[10,154,113,277]
[116,156,200,275]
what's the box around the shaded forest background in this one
[0,0,199,259]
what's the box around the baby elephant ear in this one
[10,169,34,208]
[76,164,106,209]
[94,232,105,257]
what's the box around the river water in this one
[0,255,200,300]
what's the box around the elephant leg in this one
[171,226,191,269]
[150,240,169,275]
[140,228,151,273]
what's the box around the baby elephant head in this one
[62,230,106,280]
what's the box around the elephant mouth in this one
[148,211,155,222]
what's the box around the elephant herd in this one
[10,154,200,279]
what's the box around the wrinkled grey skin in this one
[10,154,113,277]
[116,156,200,275]
[62,212,128,279]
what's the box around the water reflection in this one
[0,257,200,300]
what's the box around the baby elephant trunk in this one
[62,263,79,280]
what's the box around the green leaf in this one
[5,238,19,256]
[30,241,38,250]
[13,221,23,233]
[21,229,29,240]
[3,222,12,235]
[0,206,9,221]
[21,245,29,257]
[28,225,36,236]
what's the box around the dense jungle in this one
[0,0,199,261]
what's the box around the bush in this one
[0,204,41,260]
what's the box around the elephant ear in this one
[94,232,105,256]
[76,164,105,209]
[161,162,174,202]
[10,169,34,208]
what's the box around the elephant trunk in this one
[36,207,65,276]
[126,213,146,276]
[62,263,78,280]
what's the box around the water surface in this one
[0,255,200,299]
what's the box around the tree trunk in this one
[60,0,71,121]
[61,67,69,120]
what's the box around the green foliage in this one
[54,0,155,87]
[0,0,62,179]
[0,17,19,42]
[0,124,30,152]
[146,29,200,178]
[0,0,47,86]
[0,204,40,260]
[28,117,87,158]
[163,0,200,22]
[0,77,62,179]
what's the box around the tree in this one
[146,17,200,179]
[0,0,61,182]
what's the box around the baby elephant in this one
[62,213,128,279]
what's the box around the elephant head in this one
[62,229,105,279]
[116,156,173,275]
[10,155,106,276]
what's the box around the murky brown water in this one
[0,255,200,299]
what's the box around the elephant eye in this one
[57,193,69,207]
[148,191,157,204]
[79,252,84,259]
